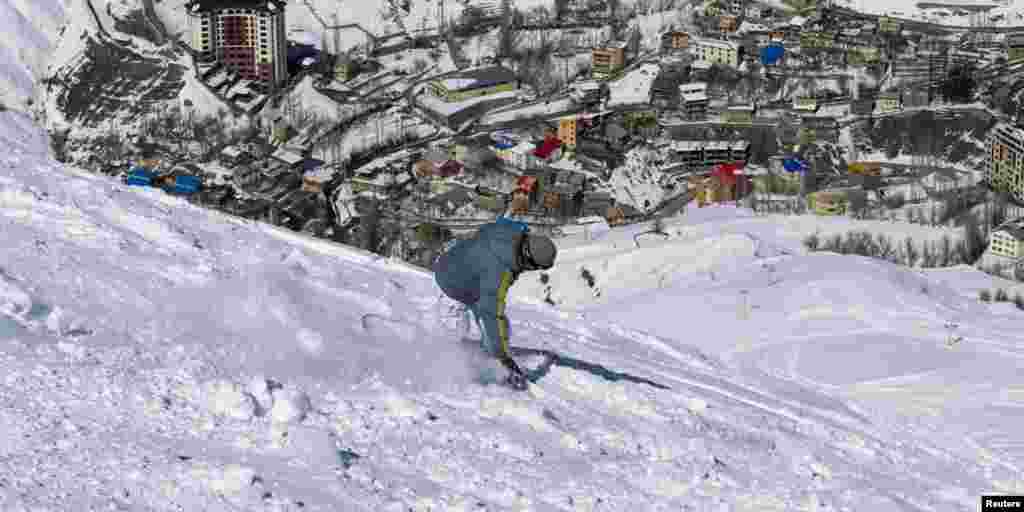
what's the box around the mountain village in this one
[41,0,1024,275]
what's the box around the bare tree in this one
[903,237,918,267]
[939,234,953,266]
[360,197,382,254]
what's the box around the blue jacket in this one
[433,218,529,358]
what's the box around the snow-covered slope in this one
[3,105,1024,509]
[0,0,70,113]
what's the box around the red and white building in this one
[186,0,289,86]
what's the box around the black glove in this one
[505,369,528,390]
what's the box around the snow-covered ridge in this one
[0,0,69,113]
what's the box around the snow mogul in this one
[433,217,558,390]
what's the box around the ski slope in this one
[2,0,1024,508]
[2,105,1024,510]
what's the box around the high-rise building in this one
[558,117,577,149]
[1008,33,1024,62]
[591,44,626,80]
[186,0,288,86]
[986,122,1024,202]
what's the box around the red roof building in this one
[437,160,464,177]
[516,175,538,193]
[533,137,562,160]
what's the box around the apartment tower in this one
[186,0,289,86]
[986,122,1024,202]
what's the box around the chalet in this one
[661,30,690,53]
[476,186,509,213]
[413,159,437,178]
[351,169,397,196]
[679,82,709,120]
[582,190,615,217]
[704,141,733,165]
[851,97,876,115]
[690,37,740,67]
[234,164,262,187]
[592,42,628,80]
[695,164,752,205]
[719,15,739,36]
[604,123,630,149]
[219,145,250,167]
[510,141,537,169]
[262,160,290,178]
[668,140,749,168]
[990,219,1024,259]
[437,159,464,178]
[919,168,964,194]
[569,80,603,104]
[800,116,839,143]
[847,46,881,65]
[271,147,306,170]
[605,206,626,226]
[722,104,756,125]
[302,166,336,194]
[793,96,819,113]
[428,187,477,216]
[807,188,867,215]
[876,91,902,113]
[848,161,882,176]
[203,162,235,186]
[1008,33,1024,62]
[878,15,901,34]
[533,136,563,163]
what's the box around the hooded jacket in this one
[433,218,528,359]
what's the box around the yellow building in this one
[334,59,357,81]
[690,37,739,67]
[807,191,849,215]
[449,143,468,162]
[879,16,901,33]
[1008,33,1024,62]
[428,66,518,103]
[722,104,754,125]
[990,221,1024,258]
[986,122,1024,202]
[876,92,901,113]
[793,96,818,112]
[847,46,880,65]
[800,31,835,49]
[848,161,881,176]
[558,117,578,148]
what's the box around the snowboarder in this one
[433,217,558,390]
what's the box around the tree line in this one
[802,216,988,268]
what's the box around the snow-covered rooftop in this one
[691,37,738,50]
[272,148,305,166]
[607,63,660,107]
[303,166,336,182]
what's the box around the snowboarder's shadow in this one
[510,346,670,390]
